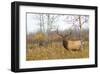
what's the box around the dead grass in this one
[26,41,89,61]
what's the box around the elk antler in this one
[63,29,72,38]
[56,27,64,37]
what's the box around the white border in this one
[19,5,95,69]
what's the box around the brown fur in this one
[67,40,81,50]
[62,40,82,50]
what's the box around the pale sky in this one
[27,13,89,34]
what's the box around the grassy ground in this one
[26,41,89,61]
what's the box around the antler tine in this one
[64,29,72,37]
[56,25,64,37]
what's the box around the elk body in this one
[56,29,82,51]
[67,40,81,51]
[62,36,82,51]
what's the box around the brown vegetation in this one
[26,14,89,61]
[26,41,89,60]
[26,31,89,61]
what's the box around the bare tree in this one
[78,15,89,50]
[38,14,45,33]
[46,14,59,33]
[32,14,46,33]
[46,14,59,46]
[64,15,89,50]
[32,14,47,46]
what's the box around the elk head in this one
[56,28,72,50]
[56,28,71,41]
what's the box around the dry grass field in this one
[26,41,89,61]
[26,13,89,61]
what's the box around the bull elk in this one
[56,29,82,51]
